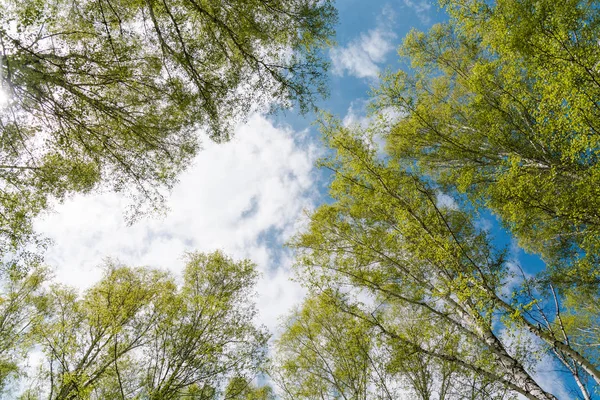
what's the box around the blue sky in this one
[32,1,591,398]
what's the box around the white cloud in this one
[343,99,404,129]
[330,10,397,79]
[34,114,319,333]
[475,217,493,232]
[342,99,372,128]
[402,0,433,25]
[436,192,458,210]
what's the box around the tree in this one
[374,0,600,293]
[0,265,48,394]
[140,251,269,400]
[23,251,269,399]
[224,377,275,400]
[273,293,379,400]
[274,292,515,400]
[561,289,600,389]
[0,0,336,266]
[286,121,599,399]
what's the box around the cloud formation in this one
[34,114,318,333]
[330,11,397,79]
[402,0,433,24]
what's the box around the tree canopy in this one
[375,0,600,292]
[0,0,336,266]
[2,0,600,398]
[285,121,599,399]
[276,0,600,397]
[274,292,515,400]
[6,251,269,399]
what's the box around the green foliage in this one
[362,1,600,394]
[375,0,600,292]
[0,265,48,393]
[21,251,269,399]
[0,0,337,266]
[562,290,600,368]
[273,293,376,399]
[141,251,269,400]
[225,377,275,400]
[282,119,600,399]
[274,290,515,400]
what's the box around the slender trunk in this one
[493,294,600,386]
[478,327,557,400]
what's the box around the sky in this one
[31,1,585,398]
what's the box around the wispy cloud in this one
[436,192,458,210]
[402,0,433,24]
[330,9,397,79]
[342,99,372,128]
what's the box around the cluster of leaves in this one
[0,251,272,399]
[278,124,568,399]
[0,0,338,397]
[274,293,515,400]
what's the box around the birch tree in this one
[286,121,599,399]
[25,251,268,399]
[274,292,513,400]
[374,0,600,293]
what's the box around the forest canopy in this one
[1,0,600,399]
